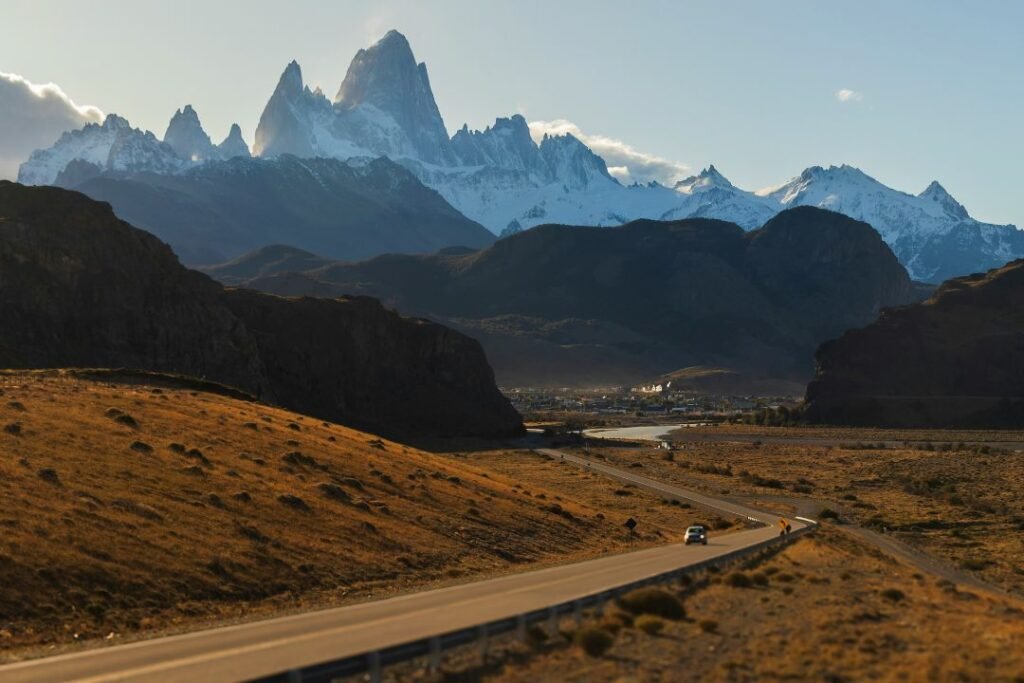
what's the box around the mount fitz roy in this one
[18,30,1023,282]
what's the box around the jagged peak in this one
[335,29,420,106]
[102,113,132,130]
[919,180,969,219]
[168,104,203,127]
[275,60,304,98]
[675,164,734,191]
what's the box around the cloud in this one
[528,119,689,186]
[835,88,863,103]
[0,72,103,180]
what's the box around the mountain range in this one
[17,30,1024,282]
[52,152,494,265]
[208,206,920,391]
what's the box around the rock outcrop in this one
[805,259,1024,427]
[0,181,521,437]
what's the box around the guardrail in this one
[251,523,816,683]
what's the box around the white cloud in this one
[835,88,863,103]
[528,119,689,186]
[0,72,103,180]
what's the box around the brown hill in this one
[0,371,682,653]
[224,207,918,390]
[805,259,1024,427]
[0,181,520,437]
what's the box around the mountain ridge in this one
[215,206,919,390]
[16,30,1023,282]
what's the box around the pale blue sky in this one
[3,0,1021,226]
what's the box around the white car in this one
[684,525,707,545]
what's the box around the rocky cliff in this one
[0,181,521,437]
[805,259,1024,427]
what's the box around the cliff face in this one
[224,290,524,437]
[0,181,521,437]
[805,259,1024,427]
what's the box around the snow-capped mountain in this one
[245,30,1022,282]
[756,165,1024,281]
[18,114,184,185]
[16,29,1022,282]
[19,107,250,186]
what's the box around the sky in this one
[1,0,1022,226]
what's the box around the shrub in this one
[880,588,905,602]
[37,468,60,485]
[751,572,770,586]
[318,483,352,502]
[819,508,840,520]
[278,494,310,511]
[960,558,992,572]
[3,422,21,436]
[600,612,631,634]
[618,587,685,620]
[726,572,753,588]
[636,615,665,635]
[698,619,718,633]
[525,624,548,647]
[130,441,153,454]
[575,626,614,657]
[114,414,138,428]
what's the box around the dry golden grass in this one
[424,527,1024,683]
[0,372,709,658]
[583,432,1024,593]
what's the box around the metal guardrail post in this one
[478,624,489,660]
[516,613,527,641]
[428,636,441,672]
[547,606,558,635]
[367,651,381,683]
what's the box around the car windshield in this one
[686,527,702,534]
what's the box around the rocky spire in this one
[218,123,251,159]
[334,30,455,164]
[164,104,216,162]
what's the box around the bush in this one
[725,572,753,588]
[600,612,631,634]
[525,624,548,647]
[751,572,770,586]
[698,619,718,633]
[880,588,905,602]
[960,558,992,572]
[277,494,310,511]
[618,587,685,620]
[819,508,840,520]
[575,626,614,657]
[635,615,665,635]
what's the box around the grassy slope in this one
[480,527,1024,683]
[0,371,705,657]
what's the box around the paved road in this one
[0,453,806,683]
[538,449,773,525]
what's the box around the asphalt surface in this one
[0,451,806,683]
